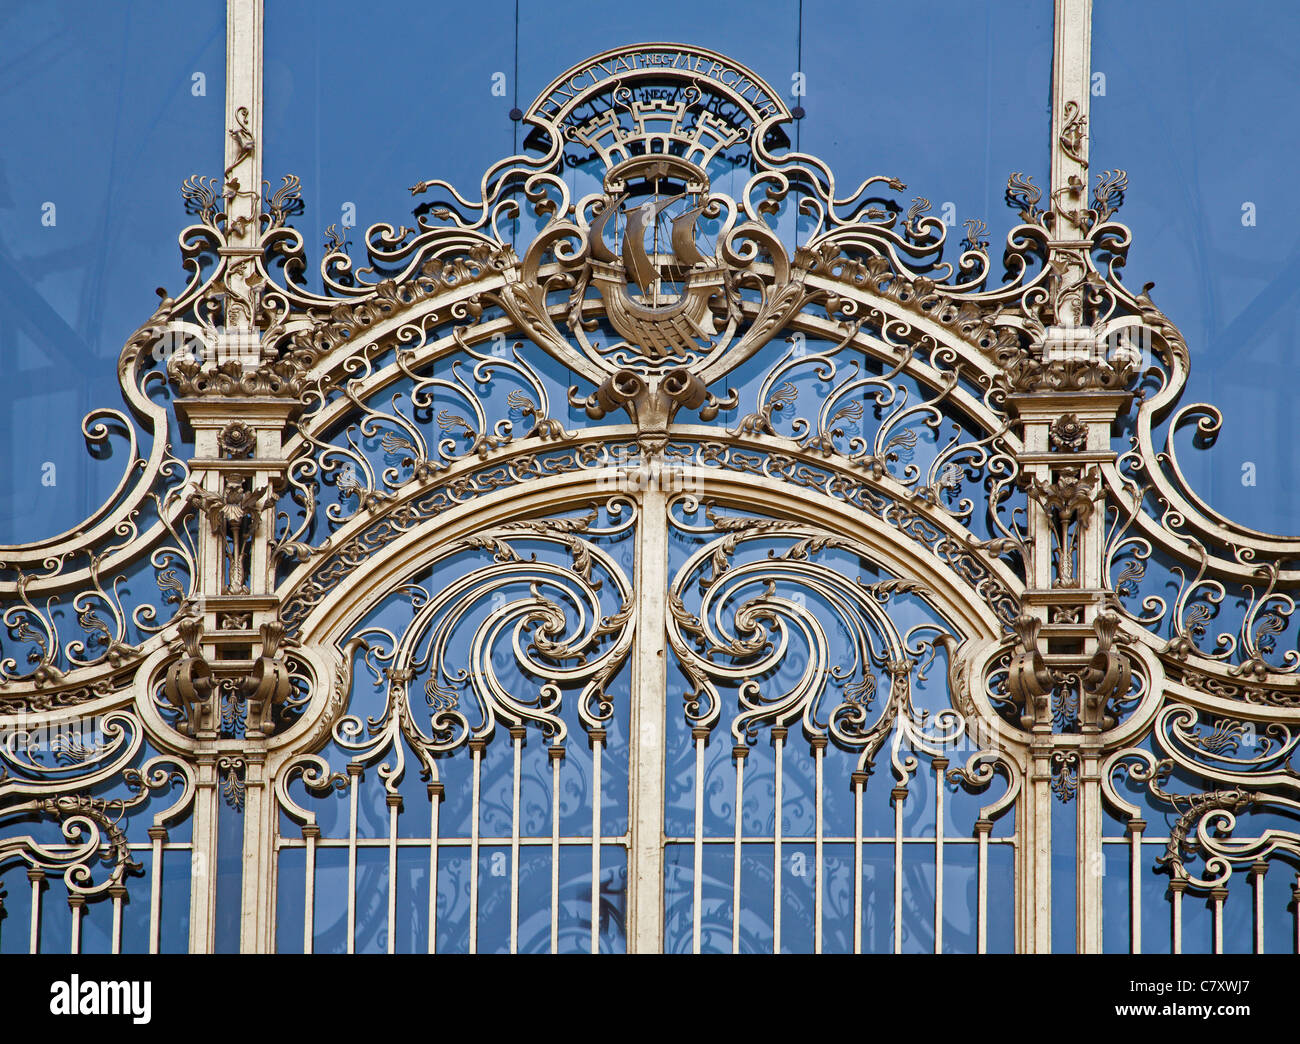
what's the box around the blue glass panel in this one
[438,749,476,840]
[516,846,552,953]
[900,843,936,953]
[517,735,552,838]
[986,842,1015,954]
[1051,791,1077,953]
[1221,884,1252,955]
[393,846,431,954]
[858,781,903,840]
[435,845,471,954]
[479,741,515,840]
[780,841,816,952]
[78,894,113,955]
[662,843,693,954]
[312,846,350,954]
[352,846,388,953]
[265,0,517,296]
[820,843,856,954]
[476,845,512,954]
[737,841,774,953]
[1263,867,1298,955]
[664,841,739,954]
[37,878,72,955]
[741,743,778,837]
[395,771,437,841]
[0,1,224,540]
[1138,847,1174,956]
[353,769,391,842]
[599,846,628,953]
[159,849,191,954]
[214,795,244,953]
[1179,891,1214,955]
[554,845,590,953]
[698,842,736,954]
[1093,0,1300,533]
[781,756,818,841]
[553,843,627,953]
[942,843,980,954]
[275,847,306,955]
[1102,841,1129,954]
[557,736,604,839]
[899,764,936,840]
[802,1,1051,262]
[859,842,894,952]
[0,864,30,953]
[821,745,859,844]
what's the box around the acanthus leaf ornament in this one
[1021,465,1101,588]
[187,478,274,595]
[1059,99,1088,169]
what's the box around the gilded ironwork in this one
[2,35,1299,954]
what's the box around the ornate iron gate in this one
[2,25,1299,954]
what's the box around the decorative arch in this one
[3,41,1299,955]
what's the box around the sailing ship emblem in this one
[584,162,731,361]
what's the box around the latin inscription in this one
[535,48,782,122]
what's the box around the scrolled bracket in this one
[160,614,300,741]
[1006,614,1054,730]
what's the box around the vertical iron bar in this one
[27,869,43,954]
[852,771,866,954]
[148,827,166,954]
[427,783,443,955]
[386,793,400,954]
[469,739,485,954]
[812,737,825,954]
[731,746,747,954]
[934,757,947,954]
[549,747,562,954]
[892,784,907,954]
[772,727,785,954]
[1170,878,1184,954]
[345,764,361,954]
[302,826,318,954]
[1128,820,1144,954]
[976,820,991,954]
[510,727,524,954]
[110,888,124,954]
[69,896,83,955]
[590,729,604,955]
[692,727,707,954]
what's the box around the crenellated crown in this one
[563,94,752,173]
[524,43,791,176]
